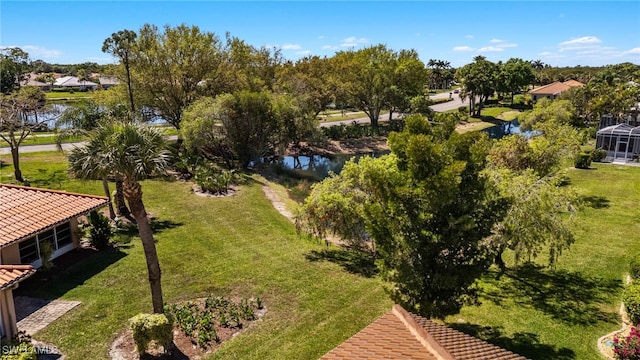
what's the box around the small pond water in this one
[270,119,531,180]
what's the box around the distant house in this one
[321,304,529,359]
[0,184,108,339]
[53,76,98,90]
[20,73,52,90]
[529,80,584,102]
[98,76,119,89]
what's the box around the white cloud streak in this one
[282,43,302,50]
[452,46,474,52]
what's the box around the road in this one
[1,92,470,155]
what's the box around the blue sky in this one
[1,1,639,68]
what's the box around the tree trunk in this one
[124,61,136,113]
[389,109,394,121]
[370,109,380,128]
[124,180,164,314]
[495,246,507,272]
[115,175,131,218]
[11,147,23,183]
[102,177,116,220]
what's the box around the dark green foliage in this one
[301,114,506,318]
[165,295,261,349]
[591,148,607,162]
[623,284,640,325]
[88,210,113,249]
[574,152,592,169]
[129,313,173,355]
[631,257,640,280]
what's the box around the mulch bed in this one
[109,298,266,360]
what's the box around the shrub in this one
[458,106,468,114]
[0,332,36,360]
[614,324,640,359]
[88,211,112,249]
[624,284,640,325]
[631,258,640,281]
[591,148,608,162]
[38,240,54,271]
[129,313,173,355]
[574,152,592,169]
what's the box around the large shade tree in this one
[0,47,30,94]
[67,122,169,313]
[299,114,506,318]
[130,23,222,130]
[102,30,138,113]
[456,56,498,117]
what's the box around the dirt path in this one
[261,185,294,221]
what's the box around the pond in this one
[269,119,533,179]
[262,152,387,180]
[481,119,533,138]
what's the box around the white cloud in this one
[297,50,311,55]
[452,46,474,52]
[465,35,474,39]
[478,46,503,52]
[489,39,503,43]
[282,43,301,50]
[8,45,62,59]
[539,51,566,59]
[624,47,640,55]
[487,39,517,49]
[322,45,333,50]
[340,36,368,47]
[558,36,602,51]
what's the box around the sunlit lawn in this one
[445,162,640,360]
[1,151,638,359]
[0,152,391,359]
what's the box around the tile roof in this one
[0,265,35,291]
[529,80,584,95]
[0,184,109,248]
[53,76,98,87]
[321,305,529,360]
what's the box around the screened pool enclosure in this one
[596,123,640,161]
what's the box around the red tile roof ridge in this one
[0,183,108,200]
[0,265,35,271]
[392,304,455,360]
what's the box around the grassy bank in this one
[2,151,636,359]
[2,153,391,359]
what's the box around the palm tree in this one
[67,121,169,313]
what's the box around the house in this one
[0,184,108,338]
[0,265,35,338]
[529,80,584,102]
[20,73,52,90]
[98,76,119,89]
[0,184,109,268]
[53,76,98,90]
[321,304,528,359]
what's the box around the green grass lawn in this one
[1,152,391,359]
[2,152,637,359]
[46,91,93,100]
[0,134,85,148]
[444,163,640,360]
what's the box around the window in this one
[19,237,39,264]
[55,223,72,247]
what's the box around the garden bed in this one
[109,296,266,360]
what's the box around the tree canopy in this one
[299,114,506,318]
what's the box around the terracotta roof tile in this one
[0,265,35,291]
[530,80,584,95]
[321,305,529,360]
[0,184,109,248]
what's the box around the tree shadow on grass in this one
[580,195,610,209]
[482,264,621,326]
[304,246,378,278]
[447,323,575,360]
[116,218,184,238]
